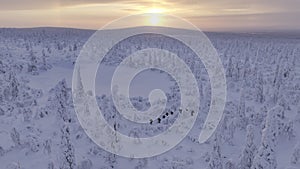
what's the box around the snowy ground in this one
[0,27,300,169]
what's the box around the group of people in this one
[149,108,195,125]
[149,111,174,125]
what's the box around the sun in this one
[149,14,160,25]
[145,8,165,25]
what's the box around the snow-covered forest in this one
[0,27,299,169]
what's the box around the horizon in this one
[1,25,300,35]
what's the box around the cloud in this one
[0,0,159,10]
[186,11,300,31]
[1,0,299,15]
[0,0,59,10]
[0,0,299,31]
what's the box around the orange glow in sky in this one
[0,0,299,32]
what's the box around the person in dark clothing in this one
[150,119,153,125]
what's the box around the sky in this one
[0,0,299,32]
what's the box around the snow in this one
[0,27,299,169]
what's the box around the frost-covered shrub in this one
[291,143,300,165]
[239,125,256,169]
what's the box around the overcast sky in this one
[0,0,299,32]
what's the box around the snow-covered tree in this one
[225,159,236,169]
[103,152,117,169]
[134,158,148,169]
[220,114,235,145]
[243,56,252,85]
[48,80,76,169]
[48,79,73,122]
[43,139,52,155]
[60,122,75,169]
[10,128,21,146]
[251,106,283,169]
[255,72,264,103]
[291,143,300,165]
[236,88,247,129]
[39,53,51,71]
[283,120,295,140]
[25,134,40,153]
[0,146,4,156]
[3,71,19,102]
[207,135,223,169]
[47,162,54,169]
[27,50,38,75]
[239,124,257,169]
[226,56,234,78]
[73,67,85,102]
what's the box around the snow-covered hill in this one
[0,27,299,169]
